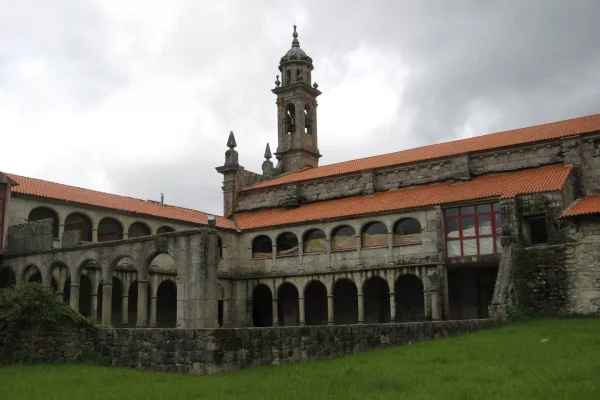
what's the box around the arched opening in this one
[395,275,425,322]
[96,276,123,326]
[393,218,422,245]
[23,265,42,283]
[304,104,312,134]
[217,284,224,327]
[157,226,174,234]
[252,284,272,327]
[277,282,299,326]
[217,237,223,258]
[157,280,177,328]
[276,232,299,256]
[333,279,358,324]
[79,274,93,319]
[252,235,272,258]
[65,212,93,242]
[97,217,123,242]
[363,277,390,323]
[304,281,327,325]
[28,207,59,239]
[303,229,326,254]
[128,280,151,327]
[331,225,356,251]
[0,267,16,288]
[64,277,71,303]
[285,103,296,133]
[128,222,151,238]
[361,222,388,248]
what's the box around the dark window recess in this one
[529,217,548,244]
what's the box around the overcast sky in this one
[2,0,600,215]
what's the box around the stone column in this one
[121,293,129,326]
[92,228,98,243]
[150,278,158,327]
[357,292,364,324]
[272,297,279,327]
[69,283,80,312]
[101,282,113,325]
[136,279,149,327]
[327,294,334,325]
[90,292,99,323]
[122,232,129,239]
[390,291,396,323]
[58,224,65,246]
[299,296,305,326]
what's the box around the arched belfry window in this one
[252,235,272,259]
[361,222,388,248]
[393,218,422,245]
[304,104,312,135]
[285,103,296,133]
[277,232,299,256]
[331,225,356,251]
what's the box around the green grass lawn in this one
[2,318,599,400]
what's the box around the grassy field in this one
[1,318,599,400]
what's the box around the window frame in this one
[444,203,502,258]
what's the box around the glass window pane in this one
[493,203,501,211]
[447,240,461,257]
[478,214,492,235]
[496,237,503,253]
[461,206,475,215]
[477,204,491,213]
[445,208,458,217]
[479,238,494,255]
[495,213,503,235]
[462,216,475,237]
[445,218,459,238]
[463,239,477,256]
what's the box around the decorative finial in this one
[292,25,300,47]
[264,143,272,160]
[226,131,237,149]
[313,82,319,89]
[275,75,281,87]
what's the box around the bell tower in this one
[272,26,322,173]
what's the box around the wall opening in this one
[304,280,327,325]
[128,222,151,238]
[393,218,422,245]
[331,225,356,251]
[333,279,358,324]
[98,218,123,242]
[527,216,549,244]
[24,265,42,283]
[277,282,299,326]
[0,267,16,288]
[252,235,272,259]
[252,284,273,327]
[448,266,498,319]
[361,222,388,248]
[276,232,299,256]
[303,229,326,253]
[28,207,59,239]
[285,103,296,134]
[156,280,177,328]
[157,226,174,234]
[363,277,390,323]
[79,273,93,319]
[395,275,425,322]
[65,212,93,242]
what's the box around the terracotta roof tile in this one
[247,113,600,191]
[234,165,572,229]
[562,195,600,218]
[6,174,236,230]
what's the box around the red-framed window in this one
[0,183,6,248]
[444,202,502,257]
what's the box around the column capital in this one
[326,294,334,298]
[70,283,80,288]
[137,279,149,284]
[102,282,113,287]
[389,291,396,296]
[298,296,305,300]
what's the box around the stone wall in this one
[6,218,54,255]
[99,320,498,375]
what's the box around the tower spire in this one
[292,25,300,47]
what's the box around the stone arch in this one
[303,229,327,254]
[331,225,356,251]
[252,284,272,327]
[97,217,124,242]
[28,207,59,238]
[252,235,272,258]
[276,232,299,256]
[333,279,358,324]
[361,221,388,248]
[49,262,70,300]
[65,212,93,243]
[277,281,299,326]
[128,222,151,238]
[156,279,177,328]
[363,276,390,323]
[156,226,175,234]
[395,274,425,322]
[74,251,100,283]
[0,266,16,288]
[106,254,136,282]
[393,218,422,245]
[23,264,42,283]
[304,280,327,325]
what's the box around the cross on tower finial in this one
[292,25,299,47]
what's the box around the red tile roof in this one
[234,165,572,229]
[247,113,600,191]
[7,174,237,230]
[562,195,600,218]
